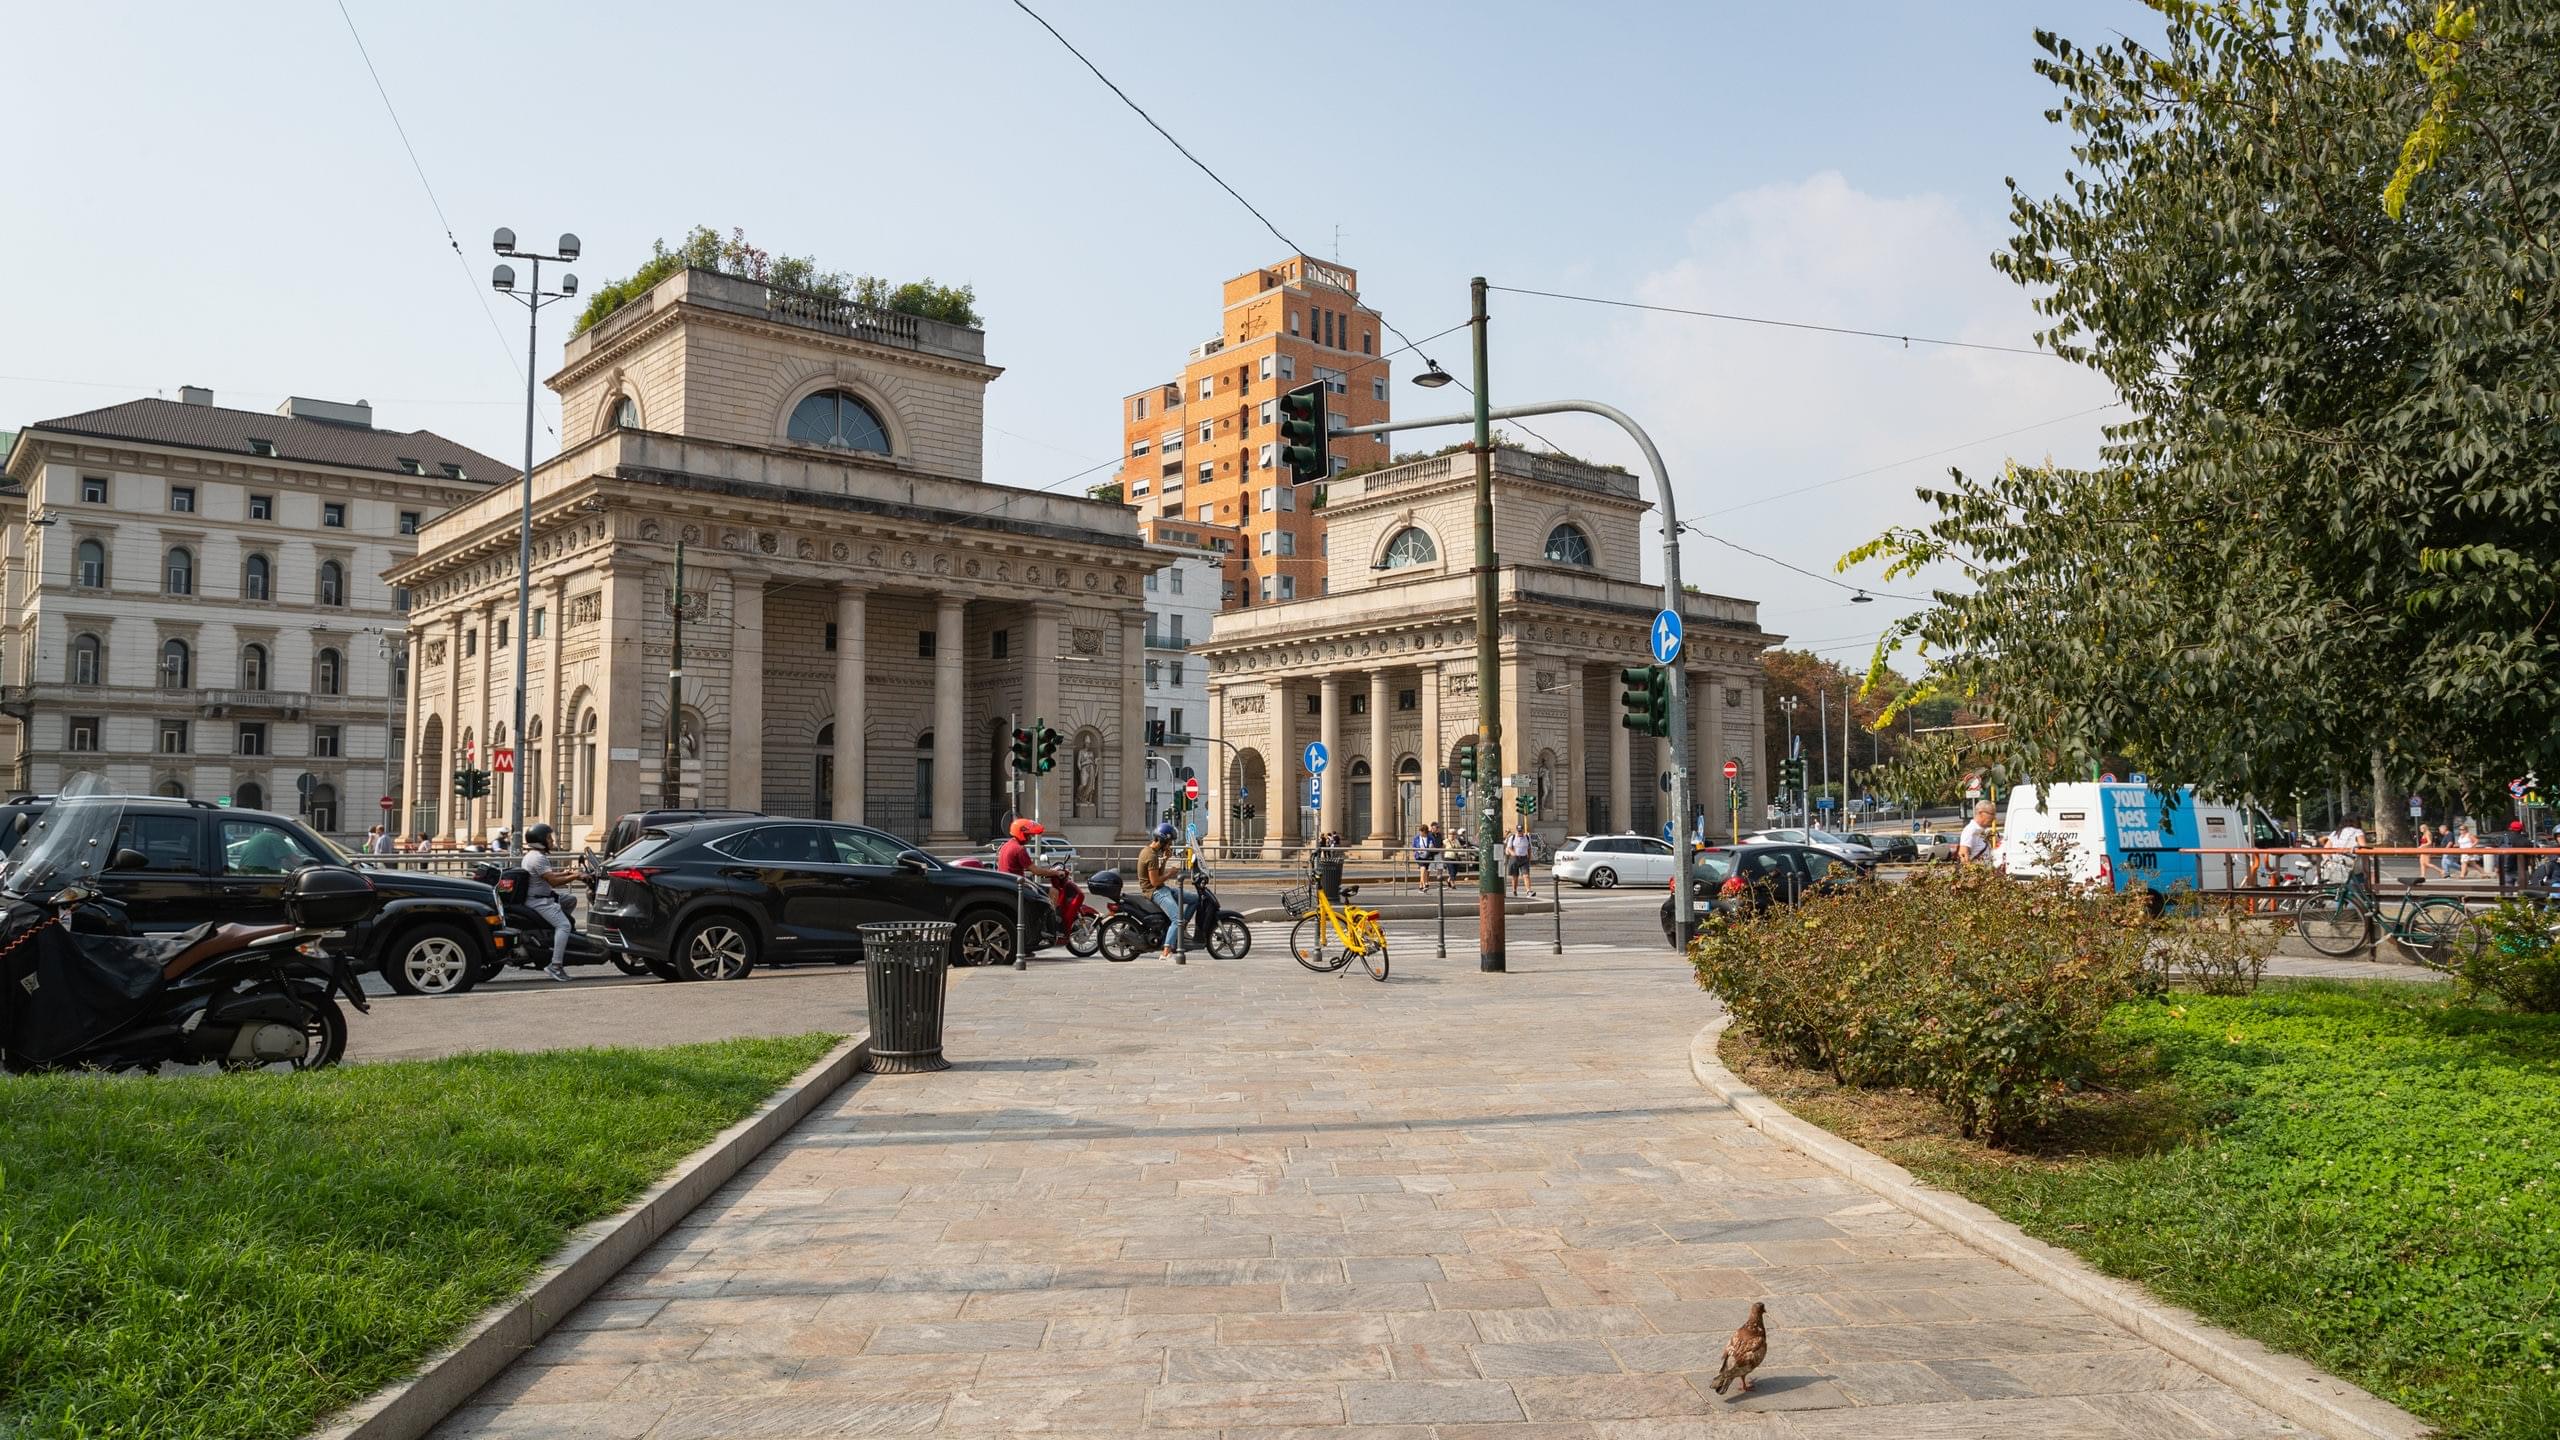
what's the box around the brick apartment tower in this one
[1114,257,1393,610]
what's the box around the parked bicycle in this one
[2289,868,2481,967]
[1283,875,1389,982]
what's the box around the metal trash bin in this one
[1315,853,1345,903]
[858,921,957,1073]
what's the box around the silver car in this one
[1744,827,1881,867]
[1552,834,1680,889]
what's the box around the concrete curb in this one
[312,1034,872,1440]
[1687,1015,2431,1440]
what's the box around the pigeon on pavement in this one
[1709,1301,1768,1395]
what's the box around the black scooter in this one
[0,866,376,1073]
[469,856,643,980]
[1089,865,1252,961]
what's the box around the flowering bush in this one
[2463,899,2560,1014]
[1692,869,2156,1144]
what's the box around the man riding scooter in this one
[520,823,579,982]
[995,818,1073,953]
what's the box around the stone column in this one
[475,600,498,840]
[1204,674,1226,849]
[1566,665,1588,834]
[928,595,967,847]
[1272,679,1300,847]
[1118,609,1146,842]
[1608,690,1632,837]
[543,576,567,828]
[1366,667,1394,853]
[442,613,464,840]
[1418,662,1442,833]
[399,626,423,839]
[1317,672,1343,841]
[1696,672,1724,840]
[832,585,866,825]
[1501,651,1531,839]
[1027,603,1063,826]
[594,564,645,847]
[727,573,764,812]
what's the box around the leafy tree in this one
[1853,0,2558,840]
[572,226,982,335]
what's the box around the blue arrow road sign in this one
[1650,608,1684,666]
[1304,740,1329,775]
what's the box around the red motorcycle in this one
[1051,872,1100,956]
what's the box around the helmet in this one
[1154,822,1176,841]
[1010,818,1044,843]
[524,823,555,850]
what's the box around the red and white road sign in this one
[1183,776,1201,801]
[1721,759,1740,780]
[493,747,515,774]
[379,795,397,811]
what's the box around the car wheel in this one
[1589,866,1619,889]
[675,915,759,980]
[954,910,1015,967]
[380,923,479,996]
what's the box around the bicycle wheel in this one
[2399,898,2481,970]
[2294,893,2372,956]
[1291,915,1347,972]
[1357,933,1390,982]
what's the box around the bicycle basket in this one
[1280,883,1315,918]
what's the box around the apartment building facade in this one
[1135,515,1229,828]
[1114,256,1394,610]
[0,391,503,833]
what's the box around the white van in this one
[1999,783,2285,899]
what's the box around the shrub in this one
[573,225,982,335]
[1693,869,2156,1144]
[2147,895,2274,996]
[2462,899,2560,1013]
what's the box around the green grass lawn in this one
[1727,982,2558,1439]
[0,1033,840,1440]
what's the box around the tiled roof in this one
[21,399,514,482]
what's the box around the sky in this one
[1,0,2149,682]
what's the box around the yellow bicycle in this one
[1284,879,1389,981]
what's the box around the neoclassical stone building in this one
[1199,448,1779,854]
[392,267,1156,849]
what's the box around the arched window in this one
[1543,523,1595,567]
[1381,527,1437,569]
[75,539,106,588]
[236,781,266,812]
[164,546,194,595]
[161,638,192,689]
[318,560,345,607]
[243,553,272,601]
[613,396,639,429]
[241,643,268,691]
[70,633,102,685]
[787,389,891,454]
[309,784,338,833]
[914,729,934,826]
[316,647,343,696]
[576,709,599,818]
[814,722,835,821]
[523,716,545,824]
[155,777,187,799]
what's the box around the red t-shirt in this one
[995,839,1032,876]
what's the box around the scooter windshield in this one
[3,779,129,900]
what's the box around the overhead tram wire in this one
[1004,0,1577,456]
[1487,286,2076,362]
[331,0,553,438]
[1674,520,1927,603]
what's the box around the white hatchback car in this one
[1552,834,1680,889]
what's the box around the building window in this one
[1288,310,1301,335]
[399,458,424,476]
[1543,523,1596,567]
[1279,484,1297,512]
[1349,691,1368,715]
[308,784,338,833]
[1129,439,1150,457]
[239,643,267,690]
[1258,443,1274,470]
[236,722,267,757]
[243,553,271,600]
[75,539,106,588]
[1398,688,1418,711]
[1259,486,1276,512]
[1259,531,1274,556]
[315,724,342,758]
[1373,377,1388,402]
[1278,531,1296,557]
[613,396,639,429]
[1143,571,1158,592]
[318,560,345,607]
[1279,575,1296,599]
[69,717,101,752]
[396,588,413,612]
[1146,659,1161,686]
[1304,692,1320,716]
[1196,462,1213,485]
[914,729,934,824]
[322,502,345,528]
[464,629,477,658]
[991,629,1009,659]
[162,638,192,688]
[824,622,839,652]
[1197,505,1213,524]
[1262,575,1276,602]
[917,630,935,658]
[1363,331,1374,354]
[1198,377,1213,400]
[316,647,343,695]
[496,618,510,649]
[164,546,194,595]
[81,476,108,505]
[169,486,196,513]
[1170,660,1185,686]
[249,493,272,521]
[1132,395,1148,421]
[577,709,599,818]
[1278,353,1296,380]
[160,720,190,755]
[786,389,892,453]
[1383,526,1438,568]
[399,510,421,536]
[531,606,545,637]
[1197,422,1213,446]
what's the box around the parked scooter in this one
[469,854,642,980]
[1087,864,1252,961]
[0,791,376,1072]
[1052,871,1102,957]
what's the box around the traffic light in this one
[1146,718,1167,747]
[1277,381,1329,484]
[453,767,492,800]
[1618,665,1669,737]
[1010,725,1033,775]
[1515,792,1539,817]
[1035,720,1061,774]
[1455,743,1477,785]
[1778,757,1806,794]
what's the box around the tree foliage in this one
[1855,0,2559,829]
[572,226,981,336]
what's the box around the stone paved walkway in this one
[434,943,2312,1438]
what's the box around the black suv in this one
[0,795,513,995]
[601,808,762,860]
[1660,842,1870,949]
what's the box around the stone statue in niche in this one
[1072,729,1102,815]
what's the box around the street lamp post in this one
[491,228,580,843]
[1345,281,1703,961]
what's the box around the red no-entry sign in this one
[379,795,396,811]
[1722,759,1740,780]
[1183,776,1200,801]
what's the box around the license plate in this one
[593,880,610,901]
[1692,900,1712,912]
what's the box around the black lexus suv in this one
[0,795,513,995]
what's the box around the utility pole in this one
[663,541,684,807]
[1466,279,1505,971]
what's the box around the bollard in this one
[1435,873,1447,959]
[1552,862,1563,955]
[1013,878,1028,970]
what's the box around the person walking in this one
[520,823,576,982]
[1425,822,1447,884]
[372,825,396,856]
[1138,822,1186,964]
[1958,801,1997,867]
[1411,825,1432,890]
[1506,823,1535,897]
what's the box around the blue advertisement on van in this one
[2102,785,2202,894]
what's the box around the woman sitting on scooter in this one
[520,823,580,983]
[1139,822,1186,964]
